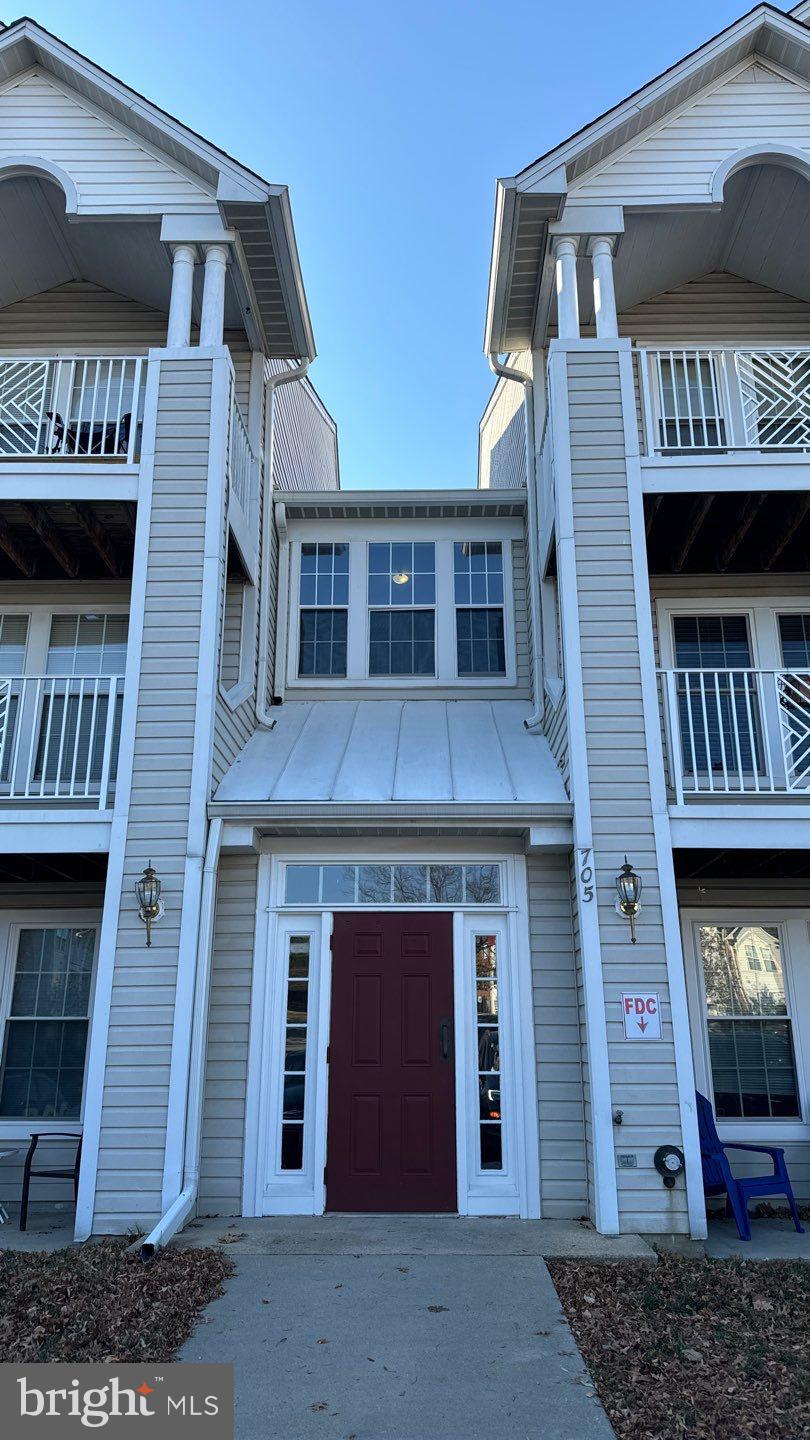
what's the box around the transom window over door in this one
[368,541,435,676]
[698,923,800,1119]
[0,925,96,1118]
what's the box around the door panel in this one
[326,911,456,1212]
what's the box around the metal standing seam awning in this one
[211,700,571,836]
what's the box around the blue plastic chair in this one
[696,1091,805,1242]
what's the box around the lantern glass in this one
[617,859,641,911]
[137,864,161,913]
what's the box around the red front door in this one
[326,912,457,1213]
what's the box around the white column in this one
[553,236,580,339]
[199,243,229,347]
[166,244,196,348]
[589,235,618,339]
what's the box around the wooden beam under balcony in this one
[716,493,766,571]
[70,502,121,578]
[672,495,713,572]
[18,502,79,579]
[0,514,35,577]
[760,494,810,570]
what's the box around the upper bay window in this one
[291,532,516,687]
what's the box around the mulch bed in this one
[549,1251,810,1440]
[0,1239,233,1362]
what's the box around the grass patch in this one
[549,1252,809,1440]
[0,1239,233,1363]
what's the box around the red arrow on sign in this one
[637,1017,648,1033]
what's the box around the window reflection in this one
[699,924,799,1120]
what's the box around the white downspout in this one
[256,359,310,727]
[487,353,544,730]
[139,818,223,1260]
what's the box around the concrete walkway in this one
[704,1216,810,1260]
[179,1217,624,1439]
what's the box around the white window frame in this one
[284,520,519,690]
[0,603,130,678]
[682,906,810,1145]
[242,846,540,1220]
[218,577,257,711]
[656,595,810,673]
[0,910,101,1140]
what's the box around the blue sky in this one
[29,0,749,487]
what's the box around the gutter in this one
[138,818,223,1261]
[487,353,544,731]
[256,360,310,728]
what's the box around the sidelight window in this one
[475,933,503,1170]
[279,934,312,1170]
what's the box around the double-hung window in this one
[454,541,506,676]
[0,923,97,1119]
[368,541,435,677]
[298,543,349,678]
[697,923,800,1120]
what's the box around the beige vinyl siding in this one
[544,688,569,793]
[0,579,130,609]
[0,280,168,351]
[93,357,215,1232]
[570,62,810,205]
[197,853,259,1215]
[527,855,588,1216]
[0,71,217,215]
[268,360,339,492]
[512,535,531,693]
[479,362,529,489]
[619,272,810,345]
[566,348,689,1232]
[220,583,244,690]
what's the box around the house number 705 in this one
[578,848,594,902]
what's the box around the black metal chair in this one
[19,1132,82,1232]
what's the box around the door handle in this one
[440,1019,451,1061]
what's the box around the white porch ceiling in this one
[0,174,245,328]
[577,163,810,325]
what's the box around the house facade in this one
[481,0,810,1236]
[1,5,809,1245]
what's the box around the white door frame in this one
[241,849,541,1219]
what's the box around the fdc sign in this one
[621,992,662,1040]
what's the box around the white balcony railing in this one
[0,674,123,807]
[0,356,145,461]
[228,393,253,512]
[658,668,810,799]
[641,347,810,454]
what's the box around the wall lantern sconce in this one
[136,862,163,947]
[615,857,642,943]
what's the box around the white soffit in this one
[214,701,569,808]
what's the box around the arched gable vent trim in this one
[0,155,80,213]
[711,143,810,203]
